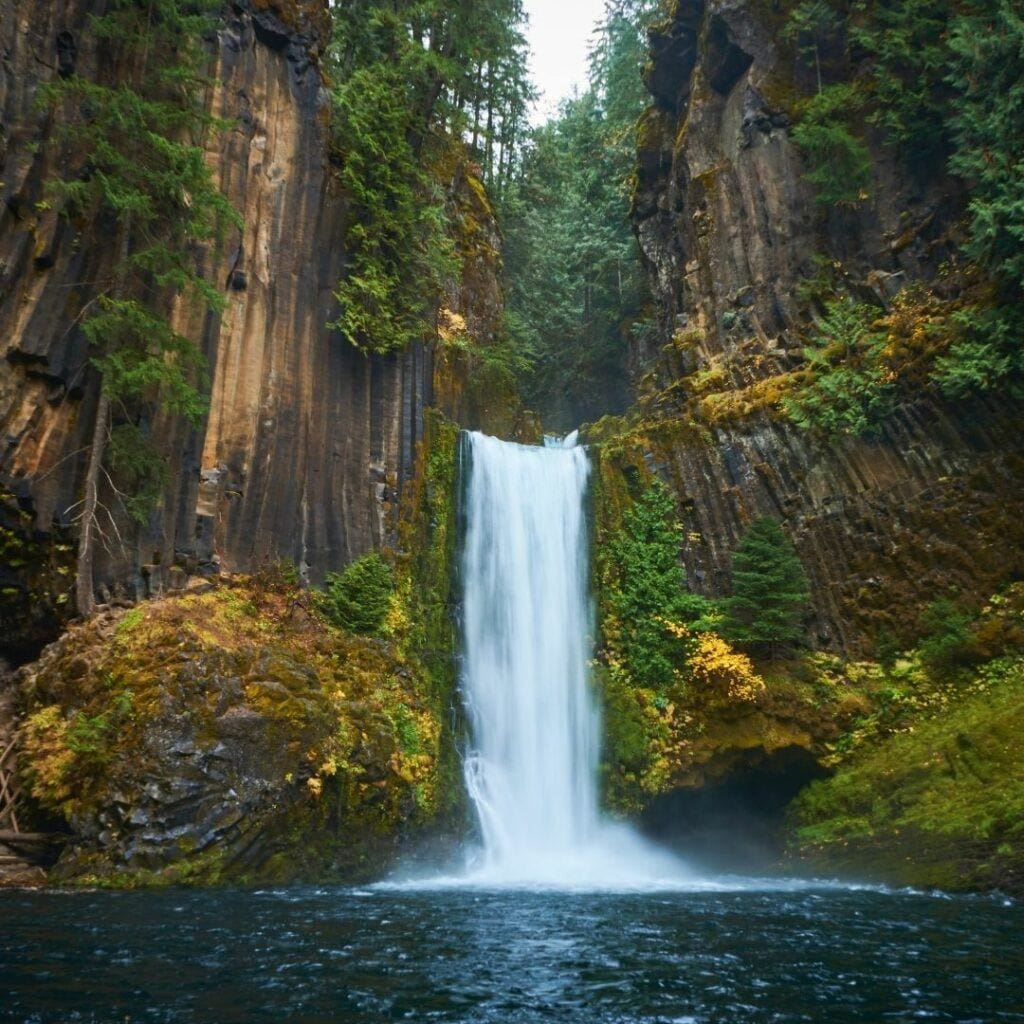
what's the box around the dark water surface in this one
[2,883,1022,1023]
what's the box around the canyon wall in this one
[0,0,498,661]
[615,0,1024,654]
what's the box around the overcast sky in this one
[523,0,608,122]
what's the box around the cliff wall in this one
[0,0,498,661]
[616,0,1024,655]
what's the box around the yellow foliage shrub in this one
[20,705,76,808]
[689,632,765,702]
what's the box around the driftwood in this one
[0,831,60,847]
[0,830,63,867]
[0,737,20,832]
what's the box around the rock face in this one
[0,0,500,659]
[589,0,1024,890]
[618,0,1024,655]
[633,0,961,374]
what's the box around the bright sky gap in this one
[524,0,608,120]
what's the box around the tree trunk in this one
[484,73,495,183]
[471,64,483,154]
[75,389,110,617]
[75,214,131,618]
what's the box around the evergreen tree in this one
[789,83,872,206]
[783,296,894,436]
[946,1,1024,318]
[43,0,240,615]
[604,480,711,690]
[327,0,533,354]
[320,553,395,635]
[848,0,952,152]
[783,0,843,94]
[721,518,810,655]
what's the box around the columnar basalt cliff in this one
[0,0,501,662]
[614,0,1024,656]
[576,0,1024,890]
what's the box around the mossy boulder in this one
[15,575,459,886]
[599,652,878,813]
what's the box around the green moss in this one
[114,606,144,638]
[390,410,466,825]
[788,653,1024,891]
[636,106,670,157]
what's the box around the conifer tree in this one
[604,480,711,690]
[947,1,1024,301]
[44,0,239,615]
[500,0,658,425]
[721,517,811,656]
[327,0,532,354]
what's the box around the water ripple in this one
[2,886,1022,1024]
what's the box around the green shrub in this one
[783,296,894,436]
[933,306,1024,398]
[791,84,872,206]
[917,598,977,675]
[320,553,395,635]
[873,626,902,671]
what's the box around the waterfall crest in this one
[458,430,691,888]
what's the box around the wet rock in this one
[215,705,266,738]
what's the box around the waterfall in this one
[458,430,690,888]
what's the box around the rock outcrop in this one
[583,0,1024,890]
[14,573,462,885]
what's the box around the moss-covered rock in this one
[598,651,878,814]
[432,155,538,441]
[780,588,1024,892]
[390,409,468,832]
[15,570,458,887]
[786,654,1024,893]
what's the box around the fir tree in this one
[789,83,872,206]
[43,0,239,615]
[327,0,533,354]
[783,296,894,436]
[320,553,395,635]
[604,480,711,690]
[500,0,658,425]
[783,0,843,94]
[721,517,811,656]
